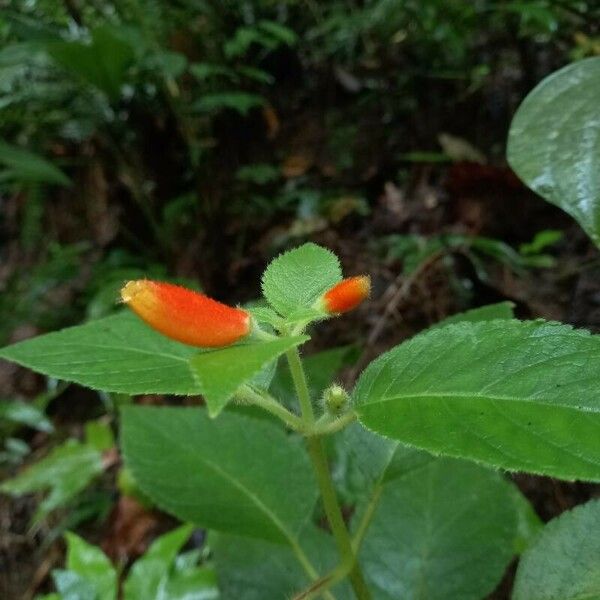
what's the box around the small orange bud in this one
[121,280,250,348]
[320,276,370,314]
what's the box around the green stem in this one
[286,348,316,423]
[286,348,371,600]
[308,412,357,437]
[306,437,371,599]
[235,386,304,431]
[351,483,383,552]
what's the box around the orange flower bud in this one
[121,280,250,348]
[320,276,370,314]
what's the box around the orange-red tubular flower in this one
[121,280,250,348]
[321,275,370,314]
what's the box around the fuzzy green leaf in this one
[0,312,201,395]
[261,243,342,317]
[121,406,317,544]
[508,57,600,247]
[513,499,600,600]
[356,458,517,600]
[213,525,350,600]
[0,313,305,409]
[355,319,600,481]
[190,335,307,417]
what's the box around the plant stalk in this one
[286,348,371,600]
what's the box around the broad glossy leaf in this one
[508,58,600,246]
[190,335,308,417]
[356,458,517,600]
[64,532,116,600]
[513,499,600,600]
[355,319,600,480]
[121,406,317,543]
[213,525,350,600]
[0,439,103,521]
[261,243,342,316]
[124,524,193,600]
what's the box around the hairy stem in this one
[287,348,371,600]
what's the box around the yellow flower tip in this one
[120,280,148,304]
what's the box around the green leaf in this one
[52,570,97,600]
[121,406,317,543]
[355,319,600,481]
[507,58,600,247]
[356,458,517,600]
[509,483,543,555]
[64,532,117,600]
[0,312,202,395]
[0,313,304,410]
[429,301,515,330]
[213,525,350,600]
[0,399,53,432]
[124,524,193,600]
[0,141,70,186]
[47,26,135,99]
[193,93,265,116]
[261,243,342,317]
[0,439,103,521]
[190,335,308,417]
[162,567,218,600]
[84,420,114,452]
[513,499,600,600]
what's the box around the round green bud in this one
[322,383,350,416]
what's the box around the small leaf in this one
[52,570,97,600]
[507,57,600,247]
[121,406,317,543]
[0,439,103,521]
[513,499,600,600]
[0,399,53,432]
[356,458,517,600]
[47,25,135,99]
[124,524,193,600]
[355,319,600,481]
[190,335,308,417]
[193,93,265,116]
[261,243,342,317]
[64,532,117,600]
[0,141,70,186]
